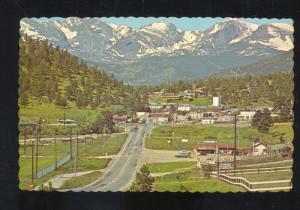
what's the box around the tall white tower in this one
[212,96,221,107]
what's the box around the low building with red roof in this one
[194,143,235,155]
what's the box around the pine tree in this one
[129,165,154,192]
[251,109,272,133]
[55,94,67,107]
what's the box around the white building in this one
[176,114,190,123]
[252,143,267,155]
[201,117,217,124]
[178,106,191,112]
[136,112,150,118]
[212,96,221,107]
[148,112,169,124]
[149,105,164,111]
[149,117,169,124]
[216,115,234,123]
[188,112,203,120]
[238,111,256,121]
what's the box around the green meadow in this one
[152,168,245,192]
[145,122,293,150]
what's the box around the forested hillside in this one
[153,72,293,109]
[212,50,293,77]
[19,37,148,125]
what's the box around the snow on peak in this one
[54,21,77,40]
[144,22,177,31]
[271,23,293,32]
[151,22,170,30]
[65,17,82,26]
[183,31,201,42]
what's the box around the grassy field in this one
[19,143,70,158]
[19,157,110,190]
[78,134,128,156]
[177,98,210,106]
[19,134,127,157]
[149,95,210,106]
[231,171,292,190]
[147,161,196,173]
[19,156,57,188]
[60,171,103,189]
[232,171,292,182]
[58,158,111,173]
[19,99,123,124]
[152,169,245,192]
[145,122,293,150]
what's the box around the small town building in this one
[238,111,256,121]
[212,96,222,107]
[149,104,164,112]
[148,112,169,124]
[136,112,150,118]
[175,114,190,124]
[188,112,203,120]
[162,93,184,102]
[194,143,235,155]
[216,115,234,123]
[252,142,267,155]
[201,117,217,124]
[194,89,207,97]
[178,106,191,112]
[112,114,128,123]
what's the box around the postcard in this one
[18,17,294,192]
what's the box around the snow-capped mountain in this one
[20,17,293,62]
[20,17,294,85]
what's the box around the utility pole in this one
[54,131,57,170]
[63,105,66,127]
[76,132,79,159]
[234,113,237,170]
[102,138,105,156]
[70,127,73,159]
[24,127,27,156]
[35,119,41,178]
[215,140,219,176]
[74,132,79,176]
[31,140,34,184]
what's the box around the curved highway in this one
[69,123,153,192]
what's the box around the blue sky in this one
[41,17,293,31]
[100,17,293,30]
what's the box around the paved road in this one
[68,123,153,192]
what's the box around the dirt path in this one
[141,148,197,164]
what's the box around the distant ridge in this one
[211,50,293,78]
[20,17,294,85]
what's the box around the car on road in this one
[175,150,191,158]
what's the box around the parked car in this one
[175,150,191,158]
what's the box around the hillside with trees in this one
[19,37,149,130]
[153,72,293,110]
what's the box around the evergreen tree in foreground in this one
[130,165,154,192]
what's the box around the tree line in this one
[19,37,149,113]
[151,72,293,111]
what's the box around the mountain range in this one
[20,17,294,85]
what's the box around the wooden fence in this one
[211,166,292,192]
[220,166,292,175]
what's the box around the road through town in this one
[67,123,153,192]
